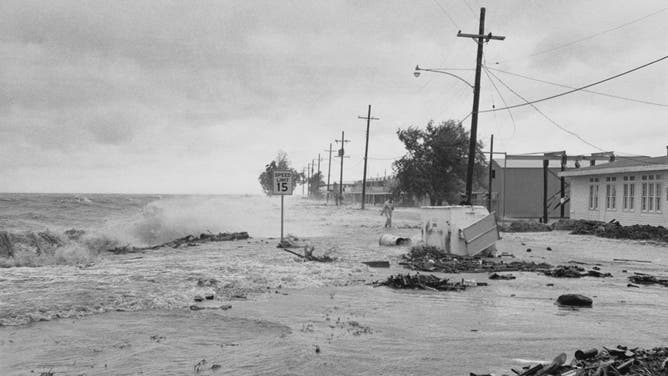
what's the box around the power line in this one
[484,68,606,151]
[487,67,668,108]
[482,65,517,137]
[495,7,668,64]
[480,55,668,113]
[431,0,460,30]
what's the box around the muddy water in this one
[1,195,667,374]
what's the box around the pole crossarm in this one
[457,31,506,41]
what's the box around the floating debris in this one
[373,273,476,291]
[278,245,335,262]
[542,265,612,278]
[628,273,668,287]
[489,273,516,280]
[400,246,552,274]
[473,346,668,376]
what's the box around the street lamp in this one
[413,65,474,89]
[413,64,476,205]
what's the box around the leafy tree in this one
[258,151,303,195]
[392,120,486,205]
[308,172,325,198]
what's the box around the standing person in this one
[381,198,394,228]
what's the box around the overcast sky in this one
[1,0,666,194]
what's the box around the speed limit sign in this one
[273,170,293,195]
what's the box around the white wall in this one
[568,171,668,226]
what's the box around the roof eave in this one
[559,164,668,177]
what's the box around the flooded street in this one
[1,195,667,374]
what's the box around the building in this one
[343,177,394,206]
[490,152,615,221]
[491,159,572,219]
[559,156,668,226]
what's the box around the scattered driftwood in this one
[473,346,668,376]
[277,245,335,262]
[106,232,250,254]
[542,265,612,278]
[400,246,552,274]
[373,273,478,291]
[628,273,668,287]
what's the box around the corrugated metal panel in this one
[462,213,499,256]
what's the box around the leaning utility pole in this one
[335,131,350,202]
[358,105,379,209]
[457,7,504,205]
[325,143,333,203]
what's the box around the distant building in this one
[559,156,668,226]
[343,177,394,206]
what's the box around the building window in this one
[589,178,599,210]
[605,177,616,210]
[622,176,635,211]
[641,174,662,213]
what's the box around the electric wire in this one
[430,0,460,30]
[480,56,668,113]
[495,7,668,64]
[485,70,668,165]
[482,65,517,137]
[486,67,668,108]
[484,68,606,151]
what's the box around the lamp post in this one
[414,65,476,204]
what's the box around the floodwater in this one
[1,194,667,375]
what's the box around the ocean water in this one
[1,193,667,375]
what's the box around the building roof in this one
[559,156,668,177]
[494,159,586,169]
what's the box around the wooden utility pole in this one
[325,143,333,203]
[335,131,350,203]
[306,162,311,198]
[487,134,494,211]
[457,7,504,205]
[302,167,305,196]
[358,105,379,209]
[560,153,567,218]
[311,159,315,197]
[543,159,549,223]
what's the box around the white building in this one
[559,156,668,226]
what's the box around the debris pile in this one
[400,246,552,274]
[499,221,553,232]
[542,265,613,278]
[556,219,668,242]
[472,346,668,376]
[628,273,668,287]
[373,273,481,291]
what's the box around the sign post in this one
[273,170,293,245]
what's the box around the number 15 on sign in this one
[273,170,293,245]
